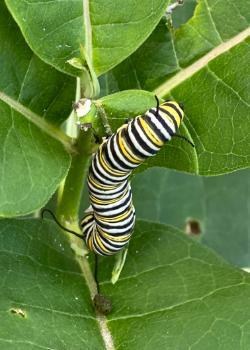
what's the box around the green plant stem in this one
[57,130,93,223]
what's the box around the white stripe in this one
[89,183,130,201]
[95,200,132,217]
[106,138,129,171]
[97,212,135,228]
[92,189,131,210]
[113,134,138,169]
[99,142,128,175]
[88,178,127,196]
[127,122,153,157]
[100,219,135,234]
[95,154,129,182]
[90,190,125,201]
[158,108,177,133]
[134,118,160,151]
[91,160,116,185]
[147,111,173,139]
[90,189,130,208]
[99,236,128,250]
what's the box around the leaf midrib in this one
[154,27,250,97]
[0,91,74,153]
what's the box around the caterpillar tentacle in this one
[81,100,185,256]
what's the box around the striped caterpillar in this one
[80,97,189,256]
[43,97,192,259]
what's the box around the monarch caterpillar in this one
[79,97,193,256]
[43,97,193,256]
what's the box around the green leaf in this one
[5,0,171,76]
[99,90,198,174]
[0,102,71,217]
[174,0,250,67]
[100,2,250,175]
[131,167,250,267]
[99,221,250,349]
[0,2,75,125]
[99,19,181,95]
[2,219,250,349]
[0,2,72,216]
[100,0,250,92]
[0,219,105,349]
[168,39,250,175]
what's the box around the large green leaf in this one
[0,219,104,349]
[132,167,250,267]
[169,40,250,175]
[0,2,75,125]
[1,219,250,349]
[99,2,250,175]
[5,0,171,76]
[0,2,72,217]
[100,221,250,349]
[101,0,250,92]
[174,0,250,67]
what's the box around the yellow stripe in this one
[88,174,116,190]
[95,208,133,223]
[139,117,164,146]
[98,143,127,176]
[100,230,132,242]
[89,190,128,205]
[87,236,94,251]
[117,130,141,164]
[118,127,144,162]
[95,234,110,253]
[160,106,181,128]
[80,214,93,225]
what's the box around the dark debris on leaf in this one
[93,293,112,315]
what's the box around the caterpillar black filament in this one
[80,99,186,256]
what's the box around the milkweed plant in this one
[1,0,250,349]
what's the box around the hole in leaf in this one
[10,308,27,318]
[185,218,201,236]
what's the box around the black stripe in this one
[92,190,132,214]
[142,114,166,142]
[130,119,156,156]
[95,213,135,232]
[149,109,174,137]
[80,215,94,228]
[98,232,129,249]
[88,166,112,188]
[92,156,122,184]
[137,116,161,146]
[159,107,178,131]
[101,139,119,172]
[163,103,183,120]
[101,136,128,171]
[89,187,130,207]
[110,134,134,171]
[96,152,122,181]
[88,176,128,196]
[121,126,146,159]
[115,131,142,167]
[92,235,108,256]
[99,142,129,178]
